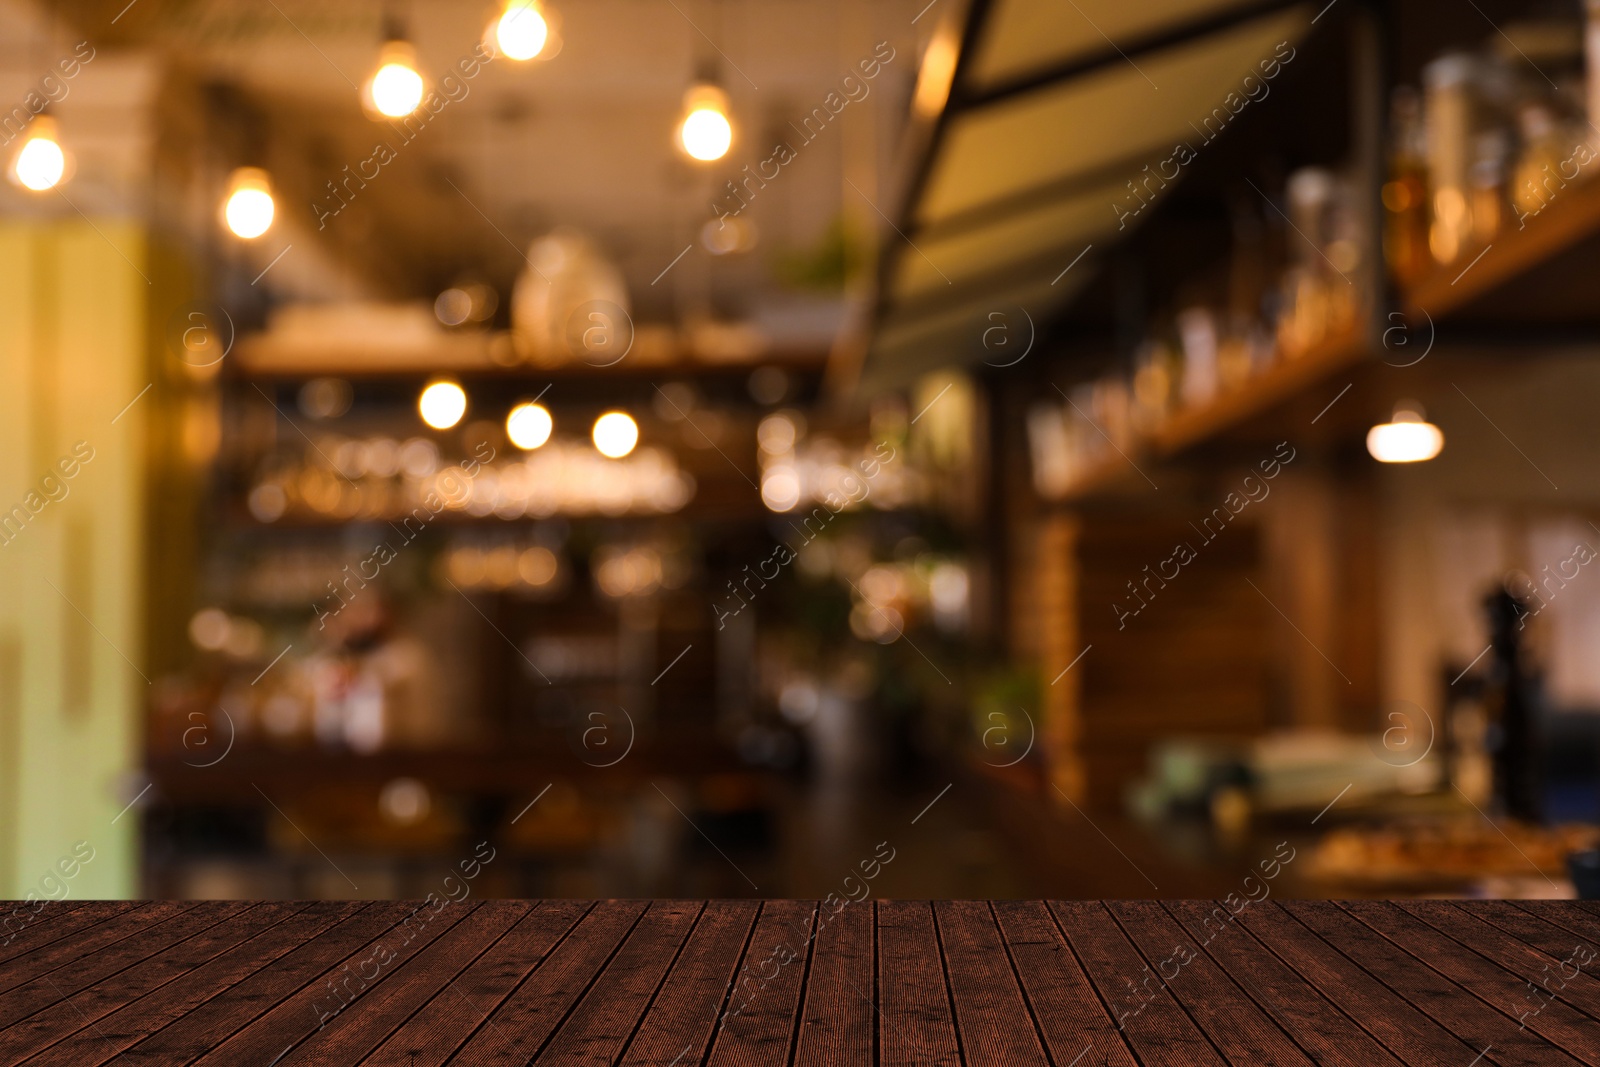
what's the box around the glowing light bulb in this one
[592,411,638,458]
[419,380,467,430]
[760,467,801,511]
[1367,402,1443,463]
[506,402,553,450]
[678,83,732,161]
[913,31,959,117]
[365,40,425,118]
[493,0,549,60]
[222,167,275,239]
[12,115,66,191]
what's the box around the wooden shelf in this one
[1047,173,1600,504]
[232,330,830,382]
[1406,174,1600,322]
[1049,328,1368,502]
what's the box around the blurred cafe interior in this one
[4,0,1600,903]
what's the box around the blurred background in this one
[3,0,1600,903]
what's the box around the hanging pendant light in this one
[592,411,638,458]
[222,167,276,239]
[1367,401,1444,463]
[488,0,552,61]
[11,113,68,191]
[678,66,732,162]
[506,401,553,449]
[364,17,426,119]
[419,380,468,430]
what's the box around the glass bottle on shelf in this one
[1424,53,1477,264]
[1176,307,1220,408]
[1384,86,1432,285]
[1469,129,1509,245]
[1131,339,1177,430]
[1512,103,1568,224]
[1277,168,1337,355]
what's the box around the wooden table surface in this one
[0,899,1596,1065]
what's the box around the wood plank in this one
[619,900,759,1067]
[707,900,817,1067]
[0,902,305,1061]
[532,901,704,1065]
[1339,901,1600,1065]
[1049,901,1226,1066]
[992,900,1136,1067]
[1405,169,1600,320]
[1281,901,1573,1067]
[0,902,250,1036]
[1107,900,1317,1065]
[0,902,97,962]
[115,903,407,1065]
[877,901,961,1067]
[0,902,192,999]
[1392,902,1600,1023]
[1233,902,1488,1065]
[794,897,874,1067]
[189,899,479,1065]
[935,901,1050,1066]
[295,901,532,1064]
[23,902,361,1067]
[1,898,1597,1065]
[446,899,648,1064]
[1163,900,1406,1067]
[1481,901,1600,967]
[361,900,593,1065]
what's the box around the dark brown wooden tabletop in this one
[0,899,1596,1065]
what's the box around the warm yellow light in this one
[760,466,801,512]
[366,41,425,118]
[494,0,549,60]
[419,380,467,430]
[678,84,732,161]
[914,32,958,117]
[506,402,553,450]
[13,115,66,191]
[592,411,638,458]
[222,167,275,239]
[1367,403,1443,463]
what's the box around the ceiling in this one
[17,0,925,336]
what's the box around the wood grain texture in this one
[877,901,960,1067]
[1163,900,1406,1067]
[619,900,759,1067]
[706,899,818,1067]
[1049,900,1228,1066]
[1284,900,1581,1067]
[1107,900,1317,1066]
[935,900,1051,1066]
[0,900,1590,1066]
